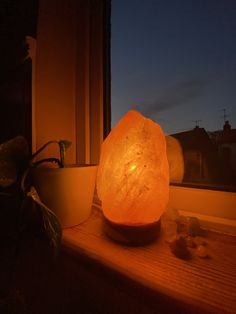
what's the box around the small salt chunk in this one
[186,217,201,236]
[169,235,190,260]
[186,236,196,248]
[196,245,208,258]
[165,207,180,221]
[163,220,177,243]
[193,236,206,247]
[176,215,188,233]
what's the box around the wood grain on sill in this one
[62,206,236,314]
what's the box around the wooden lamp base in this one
[103,215,161,245]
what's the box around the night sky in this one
[111,0,236,134]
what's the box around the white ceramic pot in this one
[32,165,98,228]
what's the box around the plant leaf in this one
[32,158,61,168]
[59,140,72,150]
[30,140,58,163]
[27,186,62,256]
[59,140,72,168]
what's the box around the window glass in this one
[111,0,236,191]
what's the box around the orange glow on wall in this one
[97,110,169,226]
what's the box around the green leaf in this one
[27,186,62,256]
[30,140,72,168]
[59,140,72,150]
[31,141,58,162]
[59,140,72,168]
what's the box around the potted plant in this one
[0,136,97,255]
[30,140,98,229]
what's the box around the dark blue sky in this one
[111,0,236,134]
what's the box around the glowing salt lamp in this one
[97,110,169,244]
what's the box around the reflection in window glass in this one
[111,0,236,190]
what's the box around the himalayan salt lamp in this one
[97,110,169,244]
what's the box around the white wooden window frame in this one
[32,0,235,234]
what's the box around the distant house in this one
[171,126,216,183]
[209,121,236,185]
[170,121,236,187]
[171,126,226,185]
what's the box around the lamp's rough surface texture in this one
[97,110,169,226]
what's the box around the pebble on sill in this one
[162,209,209,260]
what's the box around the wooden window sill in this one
[62,206,236,314]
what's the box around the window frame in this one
[33,0,110,165]
[33,0,235,234]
